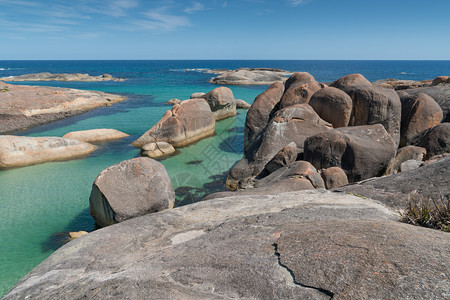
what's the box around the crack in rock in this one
[272,242,335,299]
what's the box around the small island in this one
[0,72,124,82]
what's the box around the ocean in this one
[1,60,450,295]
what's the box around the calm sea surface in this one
[1,60,450,295]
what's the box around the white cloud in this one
[184,2,206,14]
[288,0,312,7]
[138,10,191,31]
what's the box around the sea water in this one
[1,60,450,295]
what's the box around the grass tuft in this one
[400,195,450,232]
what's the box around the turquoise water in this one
[1,60,450,295]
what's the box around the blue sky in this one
[0,0,449,60]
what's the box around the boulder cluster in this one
[226,72,449,192]
[133,86,250,157]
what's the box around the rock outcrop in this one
[0,135,96,168]
[304,124,397,183]
[0,81,126,134]
[329,73,372,93]
[202,87,237,121]
[384,145,427,175]
[132,98,215,148]
[0,72,124,82]
[320,166,349,189]
[62,129,129,143]
[5,189,449,300]
[89,157,175,227]
[140,142,176,158]
[279,72,322,109]
[410,123,450,159]
[209,68,292,85]
[308,87,353,128]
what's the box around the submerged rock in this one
[62,129,129,143]
[89,157,175,227]
[0,135,96,168]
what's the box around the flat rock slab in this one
[62,129,129,143]
[0,135,96,168]
[209,68,293,85]
[0,72,124,82]
[5,190,448,299]
[0,81,126,134]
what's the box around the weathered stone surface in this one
[384,145,426,175]
[227,116,331,190]
[329,73,372,93]
[272,103,332,127]
[309,87,353,128]
[347,85,402,146]
[411,123,450,159]
[336,156,450,210]
[400,159,422,172]
[62,129,129,143]
[372,78,427,90]
[167,98,181,105]
[431,76,449,86]
[68,231,88,240]
[279,72,321,109]
[140,142,176,158]
[244,82,285,151]
[320,166,348,189]
[304,124,397,183]
[0,81,126,134]
[209,68,292,85]
[202,87,237,120]
[190,92,205,99]
[89,157,175,227]
[235,99,251,109]
[398,85,450,122]
[264,142,298,174]
[132,98,215,148]
[5,190,448,300]
[0,72,124,82]
[0,135,96,168]
[399,92,443,146]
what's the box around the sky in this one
[0,0,449,60]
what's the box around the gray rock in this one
[140,142,176,158]
[264,142,298,174]
[320,166,348,189]
[411,123,450,159]
[0,72,124,82]
[5,190,448,300]
[62,129,129,143]
[329,73,372,93]
[304,124,397,183]
[336,156,450,209]
[209,68,292,85]
[400,159,422,172]
[89,157,175,227]
[279,72,322,109]
[309,87,353,128]
[384,145,426,175]
[202,87,237,120]
[167,98,181,105]
[235,99,251,109]
[190,92,206,99]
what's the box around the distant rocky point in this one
[0,81,126,134]
[0,72,124,82]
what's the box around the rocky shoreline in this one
[0,72,124,82]
[1,72,449,299]
[0,81,126,134]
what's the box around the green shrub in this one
[400,195,450,232]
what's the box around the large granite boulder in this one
[304,124,397,183]
[62,128,129,143]
[0,81,126,134]
[411,123,450,159]
[347,85,402,146]
[202,87,237,120]
[89,157,175,227]
[399,92,443,147]
[0,135,95,168]
[279,72,322,109]
[329,73,372,93]
[398,85,450,122]
[226,107,331,190]
[140,142,176,158]
[4,190,449,300]
[132,98,215,148]
[264,142,298,174]
[320,166,349,189]
[244,82,284,151]
[308,87,353,128]
[336,156,450,210]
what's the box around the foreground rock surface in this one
[0,72,124,82]
[5,190,449,299]
[62,129,129,143]
[89,157,175,227]
[0,81,126,134]
[0,135,96,168]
